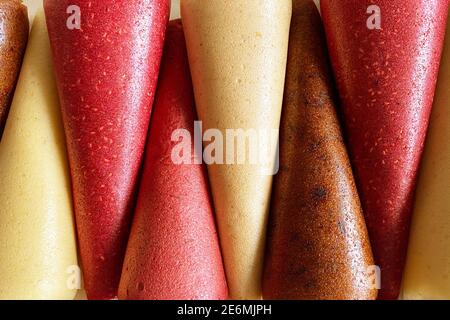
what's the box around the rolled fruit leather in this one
[0,0,28,137]
[181,0,291,299]
[118,20,228,300]
[402,13,450,300]
[0,10,78,300]
[44,0,170,299]
[320,0,449,299]
[263,0,376,300]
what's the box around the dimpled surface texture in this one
[44,0,170,299]
[321,0,449,300]
[119,20,228,300]
[182,0,291,299]
[263,0,376,300]
[0,10,78,300]
[0,0,28,137]
[403,17,450,300]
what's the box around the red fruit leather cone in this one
[321,0,449,299]
[44,0,170,299]
[118,20,228,300]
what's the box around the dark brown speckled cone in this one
[0,0,28,137]
[262,0,377,300]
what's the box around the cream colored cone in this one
[181,0,291,299]
[23,0,41,24]
[0,10,78,299]
[402,17,450,300]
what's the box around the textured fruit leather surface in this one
[22,0,182,301]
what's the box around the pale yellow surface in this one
[171,0,180,19]
[0,10,78,300]
[402,20,450,299]
[22,0,41,24]
[181,0,291,299]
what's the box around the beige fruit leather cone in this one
[181,0,291,299]
[0,10,78,299]
[402,15,450,300]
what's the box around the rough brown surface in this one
[0,0,28,137]
[263,0,377,300]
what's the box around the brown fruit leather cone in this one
[0,0,28,137]
[263,0,377,300]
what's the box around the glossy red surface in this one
[119,20,228,300]
[44,0,169,299]
[321,0,449,299]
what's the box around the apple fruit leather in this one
[403,15,450,300]
[119,20,228,300]
[44,0,170,299]
[0,0,28,137]
[181,0,291,299]
[0,9,78,300]
[321,0,449,299]
[263,0,376,300]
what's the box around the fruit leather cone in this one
[402,16,450,300]
[118,20,228,300]
[44,0,170,299]
[321,0,449,299]
[182,0,291,299]
[0,0,28,137]
[263,0,376,300]
[0,10,78,300]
